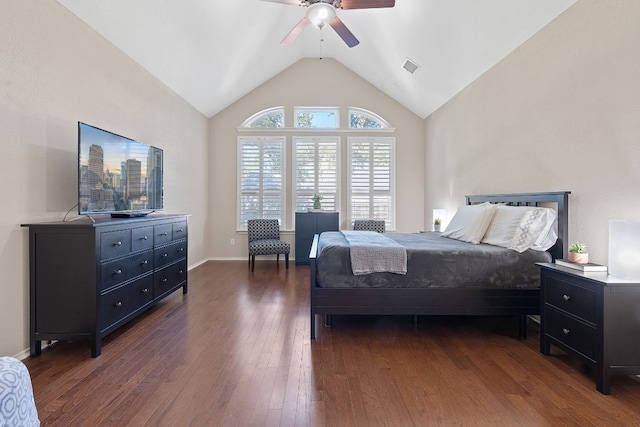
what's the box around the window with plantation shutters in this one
[238,137,285,229]
[348,137,395,230]
[293,137,340,213]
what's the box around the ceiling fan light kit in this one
[306,3,336,28]
[263,0,395,48]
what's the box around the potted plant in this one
[434,217,442,232]
[312,193,323,210]
[568,242,588,264]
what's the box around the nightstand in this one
[294,211,339,264]
[538,263,640,394]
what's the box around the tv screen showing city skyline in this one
[78,122,163,214]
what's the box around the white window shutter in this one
[293,137,340,214]
[348,137,395,230]
[238,137,285,228]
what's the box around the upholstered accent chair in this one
[247,219,290,272]
[353,219,386,233]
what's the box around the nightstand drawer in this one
[545,307,597,360]
[545,274,596,323]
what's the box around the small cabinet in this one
[538,263,640,394]
[23,214,189,358]
[295,212,339,264]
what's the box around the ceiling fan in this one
[261,0,395,48]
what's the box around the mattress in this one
[315,231,551,289]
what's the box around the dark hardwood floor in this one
[24,260,640,426]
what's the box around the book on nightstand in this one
[555,259,608,272]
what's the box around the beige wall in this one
[425,0,640,265]
[208,58,425,259]
[0,1,210,357]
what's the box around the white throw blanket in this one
[342,231,407,275]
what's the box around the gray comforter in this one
[315,231,551,289]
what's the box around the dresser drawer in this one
[100,275,154,331]
[172,221,187,240]
[545,306,597,361]
[100,229,131,260]
[131,226,154,252]
[154,260,187,298]
[545,274,596,323]
[154,224,173,246]
[154,240,187,268]
[100,250,153,291]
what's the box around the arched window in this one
[241,107,285,128]
[348,108,390,129]
[236,106,395,230]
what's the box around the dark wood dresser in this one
[538,262,640,394]
[22,215,189,358]
[295,211,339,264]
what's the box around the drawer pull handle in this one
[142,288,148,294]
[162,253,168,258]
[115,301,123,307]
[177,228,184,233]
[179,270,184,274]
[141,236,148,241]
[114,241,122,247]
[160,232,168,237]
[562,328,570,335]
[162,278,168,283]
[179,248,184,252]
[115,269,122,275]
[562,294,571,301]
[141,260,148,265]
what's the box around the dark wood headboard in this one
[465,191,571,261]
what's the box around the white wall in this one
[425,0,640,265]
[208,58,425,259]
[0,1,210,357]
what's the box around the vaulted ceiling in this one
[56,0,576,119]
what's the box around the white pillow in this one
[481,205,534,247]
[530,210,558,251]
[442,203,497,244]
[508,207,558,252]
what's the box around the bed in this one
[309,191,570,339]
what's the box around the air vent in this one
[402,58,420,75]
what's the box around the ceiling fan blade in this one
[281,18,310,46]
[337,0,395,9]
[260,0,301,5]
[329,16,359,48]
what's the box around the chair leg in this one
[251,255,255,272]
[285,253,289,269]
[277,253,280,265]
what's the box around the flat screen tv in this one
[78,122,163,217]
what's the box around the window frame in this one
[240,107,285,128]
[293,106,340,129]
[348,107,391,129]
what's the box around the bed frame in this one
[309,191,571,339]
